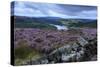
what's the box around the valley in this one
[13,16,97,65]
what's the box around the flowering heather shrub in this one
[81,28,97,40]
[14,28,97,54]
[14,28,97,65]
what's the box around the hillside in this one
[60,19,97,28]
[12,16,57,30]
[12,16,97,29]
[14,28,97,65]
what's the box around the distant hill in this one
[60,19,97,28]
[12,16,63,25]
[12,16,97,29]
[12,16,57,30]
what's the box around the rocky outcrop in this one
[24,36,97,65]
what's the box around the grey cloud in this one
[11,1,97,19]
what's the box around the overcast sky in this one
[11,1,97,19]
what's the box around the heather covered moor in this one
[11,1,97,65]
